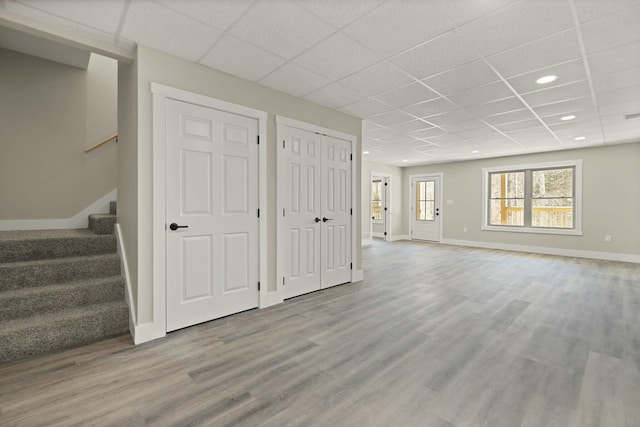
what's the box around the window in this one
[482,160,582,235]
[371,179,382,222]
[416,180,435,221]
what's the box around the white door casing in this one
[277,116,356,300]
[321,135,352,288]
[410,174,442,242]
[165,99,259,332]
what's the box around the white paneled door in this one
[410,175,441,242]
[166,99,259,332]
[280,125,352,299]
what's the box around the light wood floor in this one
[1,240,640,427]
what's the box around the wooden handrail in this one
[85,134,117,153]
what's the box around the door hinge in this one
[258,281,261,291]
[283,140,285,149]
[283,277,285,286]
[257,135,260,145]
[384,182,388,186]
[283,208,286,217]
[257,209,260,218]
[350,153,353,161]
[350,263,353,270]
[350,208,352,215]
[384,232,387,236]
[384,207,387,211]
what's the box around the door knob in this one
[322,217,333,222]
[314,217,321,223]
[169,223,189,231]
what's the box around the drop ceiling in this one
[1,0,639,166]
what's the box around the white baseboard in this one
[131,322,166,345]
[261,291,283,308]
[372,232,385,238]
[388,234,410,242]
[0,189,117,231]
[441,238,640,264]
[352,269,364,282]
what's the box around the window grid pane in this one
[416,180,435,221]
[372,180,382,221]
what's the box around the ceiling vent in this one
[624,112,640,120]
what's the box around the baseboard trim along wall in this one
[388,235,410,242]
[441,238,640,264]
[0,189,117,231]
[261,291,283,308]
[352,270,364,282]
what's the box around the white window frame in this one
[481,159,583,236]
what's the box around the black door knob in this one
[322,217,333,222]
[169,223,189,231]
[314,217,321,223]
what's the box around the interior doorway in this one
[370,172,391,242]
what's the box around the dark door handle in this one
[169,223,189,231]
[322,217,333,222]
[436,208,440,216]
[314,217,321,223]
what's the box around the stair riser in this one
[89,216,116,235]
[0,236,116,263]
[0,280,125,322]
[0,256,120,291]
[0,303,129,362]
[109,201,117,215]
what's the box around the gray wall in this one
[122,45,362,323]
[401,143,640,256]
[0,48,117,220]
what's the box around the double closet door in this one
[279,125,352,300]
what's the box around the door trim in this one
[151,83,268,339]
[275,115,359,300]
[408,173,444,242]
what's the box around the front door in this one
[165,99,259,331]
[410,175,441,242]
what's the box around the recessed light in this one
[574,136,586,141]
[363,151,370,154]
[402,159,408,162]
[560,115,576,121]
[536,75,557,84]
[471,150,479,154]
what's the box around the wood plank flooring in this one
[1,240,640,426]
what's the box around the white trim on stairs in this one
[115,223,136,339]
[0,189,117,231]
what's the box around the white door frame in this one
[276,115,359,300]
[408,173,444,242]
[150,83,268,340]
[370,171,391,241]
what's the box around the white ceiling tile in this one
[494,118,542,132]
[580,4,640,53]
[303,82,364,109]
[592,66,640,93]
[154,0,254,31]
[506,59,587,94]
[423,109,475,127]
[463,96,528,117]
[409,127,447,140]
[293,32,381,80]
[487,29,582,78]
[342,1,453,57]
[434,0,515,26]
[533,97,595,117]
[421,60,499,95]
[448,81,514,107]
[573,0,640,23]
[596,84,640,106]
[459,0,573,56]
[549,118,601,133]
[455,127,504,141]
[340,60,413,96]
[373,82,439,108]
[543,109,599,126]
[442,119,492,133]
[297,0,385,29]
[122,0,222,61]
[200,34,285,81]
[483,109,536,125]
[588,41,640,75]
[369,110,416,127]
[388,119,433,134]
[11,0,126,33]
[339,98,392,119]
[423,133,467,146]
[259,62,330,97]
[598,99,640,117]
[402,97,457,118]
[229,0,334,59]
[390,30,479,80]
[522,80,591,107]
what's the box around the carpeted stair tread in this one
[0,229,116,263]
[0,300,129,362]
[0,276,125,322]
[0,253,120,291]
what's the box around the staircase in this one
[0,201,129,363]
